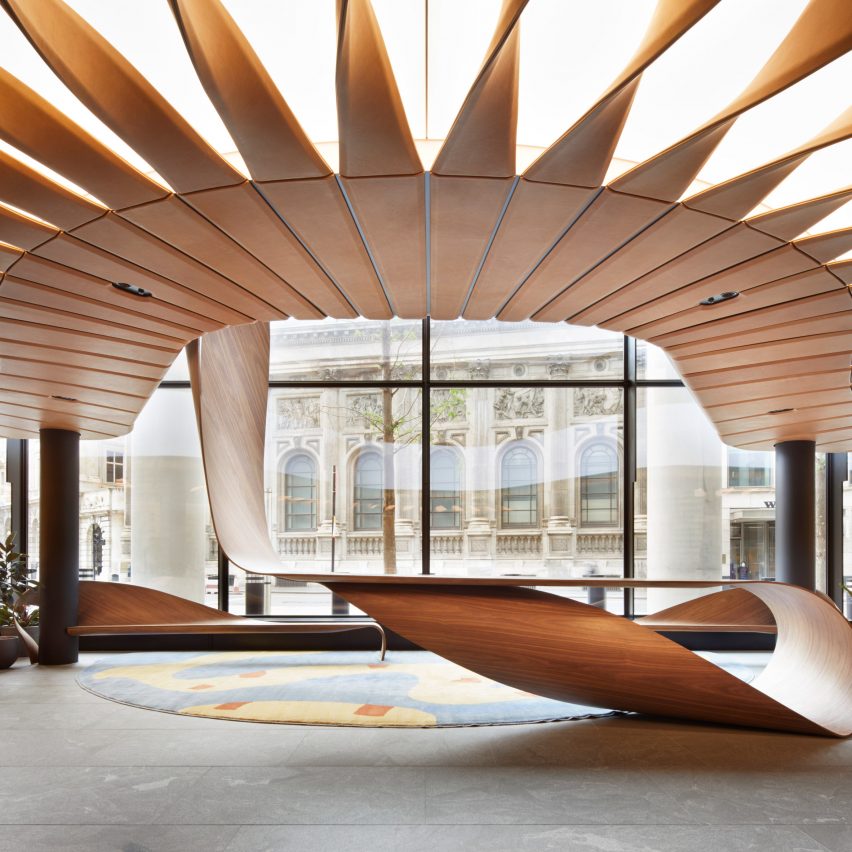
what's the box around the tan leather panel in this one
[0,317,176,366]
[118,196,321,318]
[0,68,164,209]
[336,0,421,178]
[0,354,159,396]
[613,242,815,334]
[0,298,187,348]
[499,188,670,321]
[464,180,596,320]
[2,0,242,194]
[635,267,839,343]
[564,205,735,326]
[169,0,330,182]
[184,183,356,318]
[255,176,391,319]
[1,275,202,339]
[0,204,58,251]
[432,2,523,178]
[9,253,221,333]
[0,148,105,230]
[40,229,255,324]
[429,175,515,319]
[0,338,166,383]
[340,174,427,318]
[0,372,143,414]
[651,287,851,349]
[708,386,852,423]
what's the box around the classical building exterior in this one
[8,320,850,617]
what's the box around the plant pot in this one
[0,625,38,659]
[0,636,18,669]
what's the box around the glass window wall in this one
[8,318,846,624]
[51,389,218,605]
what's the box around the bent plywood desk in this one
[183,322,852,736]
[242,573,851,738]
[70,581,387,660]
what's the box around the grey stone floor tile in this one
[0,700,120,730]
[0,727,307,767]
[649,767,852,825]
[226,823,829,852]
[423,766,691,825]
[286,725,500,767]
[159,766,427,825]
[483,722,699,769]
[0,824,241,852]
[801,825,852,851]
[0,767,207,825]
[667,728,852,770]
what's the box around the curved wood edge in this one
[71,581,386,660]
[748,583,852,735]
[188,323,282,575]
[308,580,852,737]
[637,587,777,633]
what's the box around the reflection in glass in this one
[635,384,784,615]
[580,443,619,526]
[500,445,539,528]
[430,318,623,380]
[428,386,624,617]
[430,447,462,530]
[353,451,383,531]
[636,339,682,380]
[282,454,318,531]
[65,390,216,604]
[269,317,422,381]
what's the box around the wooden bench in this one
[69,581,387,660]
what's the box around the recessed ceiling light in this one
[768,408,795,415]
[113,282,152,298]
[51,394,78,402]
[699,291,739,306]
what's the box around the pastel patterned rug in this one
[78,650,754,728]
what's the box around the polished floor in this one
[1,652,851,852]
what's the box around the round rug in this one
[78,650,754,728]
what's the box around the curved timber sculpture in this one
[186,319,852,737]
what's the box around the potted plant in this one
[0,533,39,667]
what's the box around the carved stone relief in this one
[277,396,320,429]
[347,393,382,427]
[494,387,544,420]
[574,387,623,416]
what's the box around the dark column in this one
[826,453,848,609]
[6,439,28,561]
[38,429,80,665]
[774,440,815,589]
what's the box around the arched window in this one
[282,454,318,531]
[501,445,539,528]
[353,452,383,530]
[431,448,461,529]
[580,443,618,526]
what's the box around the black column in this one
[5,439,27,556]
[826,453,848,608]
[38,429,80,665]
[774,440,815,590]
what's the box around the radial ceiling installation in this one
[0,0,849,449]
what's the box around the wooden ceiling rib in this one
[0,0,848,446]
[430,0,524,319]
